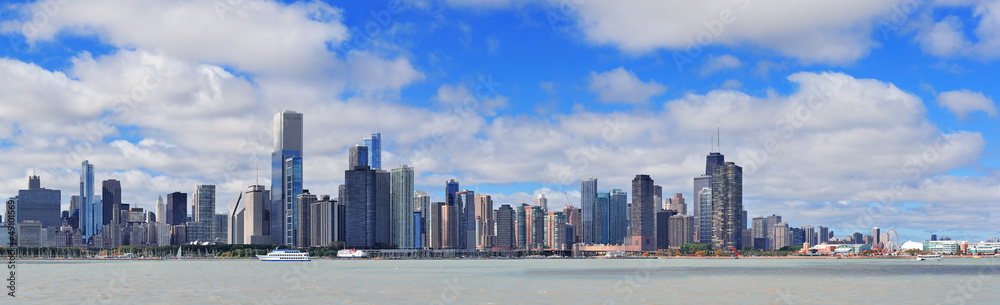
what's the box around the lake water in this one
[14,257,1000,304]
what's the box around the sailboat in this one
[176,246,185,259]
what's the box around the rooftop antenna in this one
[255,151,259,186]
[717,121,721,153]
[376,114,380,134]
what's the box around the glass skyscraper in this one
[609,189,628,245]
[194,184,216,242]
[80,160,99,242]
[631,174,655,251]
[594,192,609,244]
[272,110,303,246]
[390,165,414,249]
[284,156,303,246]
[580,177,597,244]
[711,162,743,250]
[363,133,381,170]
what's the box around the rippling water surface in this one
[16,257,1000,304]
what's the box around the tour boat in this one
[337,249,368,258]
[257,248,311,261]
[916,254,943,261]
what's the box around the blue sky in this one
[1,0,999,242]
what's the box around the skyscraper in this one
[390,165,414,249]
[345,161,390,249]
[711,162,743,250]
[102,179,121,226]
[655,209,676,250]
[802,225,816,247]
[194,184,216,242]
[694,150,724,244]
[156,196,165,224]
[609,189,628,245]
[752,216,768,240]
[667,193,686,215]
[428,202,443,249]
[166,192,187,226]
[562,205,580,246]
[653,185,663,211]
[456,190,476,250]
[580,177,597,244]
[16,176,60,229]
[414,191,430,248]
[545,211,566,250]
[535,194,548,212]
[272,110,303,245]
[630,174,655,251]
[296,190,317,247]
[81,161,98,242]
[872,227,881,247]
[445,179,461,249]
[516,203,528,249]
[594,192,609,245]
[495,204,515,249]
[363,133,381,170]
[772,222,790,250]
[349,145,369,169]
[766,215,783,249]
[475,194,495,249]
[818,226,829,244]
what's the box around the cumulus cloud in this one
[546,0,908,64]
[700,54,742,76]
[587,67,666,104]
[937,89,999,120]
[913,0,1000,60]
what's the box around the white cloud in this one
[1,0,350,77]
[544,0,907,64]
[937,89,999,120]
[915,15,972,57]
[700,54,742,76]
[912,0,1000,60]
[587,67,666,104]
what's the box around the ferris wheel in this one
[882,229,900,254]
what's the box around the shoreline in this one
[16,255,995,261]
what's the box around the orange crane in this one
[729,246,742,259]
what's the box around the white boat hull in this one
[257,255,310,261]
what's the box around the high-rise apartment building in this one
[390,165,415,248]
[545,211,566,250]
[817,226,829,244]
[194,184,216,242]
[580,177,597,244]
[594,192,609,245]
[711,162,742,250]
[609,189,628,245]
[495,204,515,249]
[296,190,317,247]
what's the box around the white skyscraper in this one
[156,196,165,224]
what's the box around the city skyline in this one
[0,0,998,244]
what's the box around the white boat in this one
[605,250,626,257]
[257,248,311,261]
[337,249,368,258]
[916,254,943,261]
